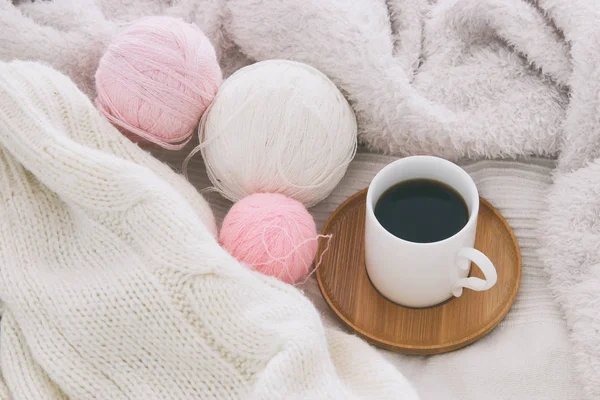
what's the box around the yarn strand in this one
[252,223,332,284]
[295,234,333,286]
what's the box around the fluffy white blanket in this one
[2,0,600,398]
[1,0,571,160]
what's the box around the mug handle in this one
[452,248,498,297]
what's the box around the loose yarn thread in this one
[253,224,332,284]
[95,16,222,150]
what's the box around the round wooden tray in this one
[316,188,521,355]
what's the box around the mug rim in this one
[366,156,479,247]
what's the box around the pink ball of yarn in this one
[95,16,222,150]
[220,193,318,284]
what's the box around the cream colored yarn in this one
[0,61,418,399]
[197,60,357,208]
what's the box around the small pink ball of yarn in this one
[220,193,318,284]
[95,16,222,150]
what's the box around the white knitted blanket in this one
[0,61,421,400]
[2,0,600,398]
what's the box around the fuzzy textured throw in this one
[0,0,570,160]
[2,0,600,399]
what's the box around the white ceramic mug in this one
[365,156,497,308]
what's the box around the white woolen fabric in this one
[411,0,569,159]
[0,0,594,397]
[533,2,600,398]
[0,61,419,400]
[0,0,569,161]
[221,0,568,160]
[536,3,600,394]
[179,150,583,400]
[539,160,600,398]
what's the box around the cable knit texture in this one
[0,61,419,399]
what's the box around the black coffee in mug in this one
[374,179,468,243]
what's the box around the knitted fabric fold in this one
[0,61,418,399]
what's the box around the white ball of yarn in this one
[199,60,357,207]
